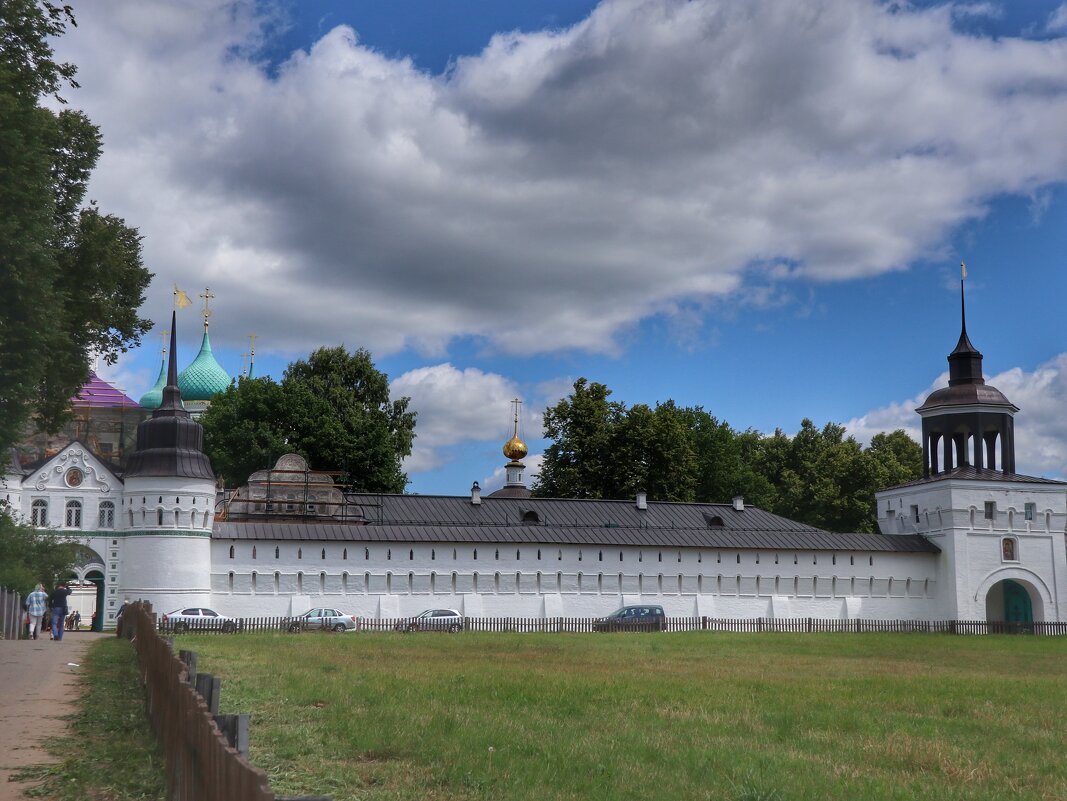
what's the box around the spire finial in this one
[159,328,169,359]
[960,261,967,336]
[199,287,215,331]
[503,398,528,462]
[166,311,178,388]
[240,352,248,378]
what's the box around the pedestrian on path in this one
[48,582,71,641]
[25,584,48,640]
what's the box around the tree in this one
[535,379,623,499]
[201,347,417,492]
[0,510,78,594]
[0,1,153,451]
[533,381,924,532]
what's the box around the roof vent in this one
[636,491,647,510]
[732,495,745,512]
[471,481,481,506]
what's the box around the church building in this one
[4,296,1065,629]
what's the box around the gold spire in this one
[503,398,528,461]
[199,287,215,331]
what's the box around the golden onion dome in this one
[503,434,528,461]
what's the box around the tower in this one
[876,273,1067,623]
[916,278,1017,477]
[488,399,532,498]
[121,313,217,612]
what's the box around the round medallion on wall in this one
[65,467,84,488]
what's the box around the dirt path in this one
[0,632,105,801]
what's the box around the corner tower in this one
[122,313,216,612]
[917,277,1018,477]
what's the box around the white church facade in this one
[4,306,1066,628]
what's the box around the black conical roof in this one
[947,279,984,386]
[124,313,215,480]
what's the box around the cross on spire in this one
[199,287,215,330]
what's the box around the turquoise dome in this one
[178,330,232,401]
[138,360,167,409]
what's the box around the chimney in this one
[732,495,745,512]
[636,491,647,510]
[471,481,482,505]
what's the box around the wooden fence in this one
[0,587,22,640]
[157,614,1067,637]
[124,602,331,801]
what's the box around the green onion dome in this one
[178,330,232,401]
[138,360,167,410]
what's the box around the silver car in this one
[163,607,237,633]
[288,607,360,633]
[396,609,464,633]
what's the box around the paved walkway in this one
[0,632,106,801]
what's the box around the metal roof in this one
[214,494,939,553]
[887,465,1066,489]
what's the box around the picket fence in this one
[156,614,1067,636]
[0,587,22,640]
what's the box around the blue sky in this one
[57,1,1067,494]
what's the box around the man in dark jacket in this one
[49,582,72,641]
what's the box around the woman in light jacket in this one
[25,583,49,640]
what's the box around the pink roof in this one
[71,372,141,408]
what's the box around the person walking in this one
[25,584,49,640]
[48,582,72,641]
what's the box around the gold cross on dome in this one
[159,329,169,357]
[199,287,215,328]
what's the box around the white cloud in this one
[1048,4,1067,32]
[53,1,1067,358]
[391,363,544,473]
[846,354,1067,479]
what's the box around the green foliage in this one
[0,509,78,593]
[201,347,416,491]
[0,1,153,451]
[15,639,167,800]
[186,632,1067,801]
[534,379,923,532]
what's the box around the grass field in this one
[179,631,1067,801]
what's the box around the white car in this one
[288,607,360,633]
[162,607,237,633]
[396,609,464,633]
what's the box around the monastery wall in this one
[209,539,943,620]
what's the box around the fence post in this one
[214,714,250,756]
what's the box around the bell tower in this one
[917,275,1017,477]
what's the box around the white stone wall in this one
[876,478,1067,621]
[209,539,941,620]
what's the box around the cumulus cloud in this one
[1048,4,1067,33]
[845,354,1067,479]
[54,0,1067,358]
[391,363,544,473]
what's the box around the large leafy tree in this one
[534,379,923,532]
[0,1,152,451]
[201,347,417,492]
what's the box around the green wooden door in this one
[1003,580,1033,625]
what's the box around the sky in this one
[53,0,1067,495]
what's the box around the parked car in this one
[592,605,667,632]
[162,607,237,633]
[288,607,360,633]
[395,609,464,633]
